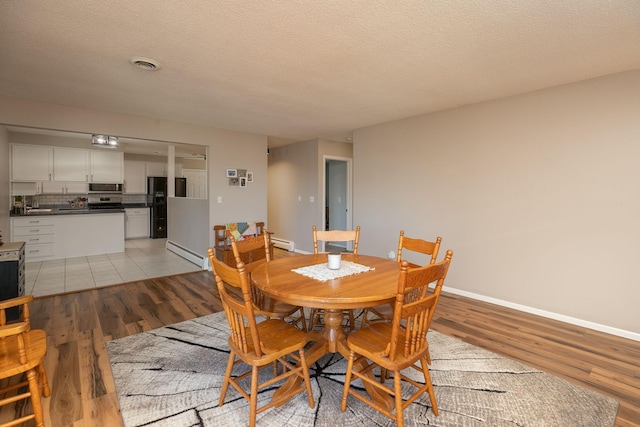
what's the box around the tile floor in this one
[25,238,204,297]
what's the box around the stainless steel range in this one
[88,195,123,210]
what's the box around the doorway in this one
[323,156,353,250]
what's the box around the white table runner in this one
[291,261,373,282]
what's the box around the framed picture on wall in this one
[226,169,237,178]
[247,172,253,182]
[239,177,247,188]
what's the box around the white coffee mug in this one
[327,253,341,270]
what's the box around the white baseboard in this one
[445,286,640,342]
[166,240,208,270]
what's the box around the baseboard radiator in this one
[272,237,295,251]
[167,240,208,269]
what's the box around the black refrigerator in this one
[148,177,167,238]
[147,177,187,239]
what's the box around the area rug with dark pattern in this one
[106,311,618,426]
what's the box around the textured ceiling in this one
[1,0,639,146]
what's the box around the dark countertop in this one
[10,207,125,217]
[122,203,150,209]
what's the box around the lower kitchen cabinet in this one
[11,217,55,261]
[0,241,26,320]
[125,208,150,239]
[11,213,125,261]
[55,214,125,258]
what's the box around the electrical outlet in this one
[310,196,315,203]
[217,196,222,203]
[388,251,395,259]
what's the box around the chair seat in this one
[347,323,429,370]
[231,319,309,366]
[362,303,393,326]
[256,297,302,319]
[0,329,48,378]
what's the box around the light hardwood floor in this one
[1,249,639,426]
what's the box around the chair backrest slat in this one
[207,248,263,358]
[397,230,442,267]
[230,230,272,308]
[312,225,361,254]
[230,230,271,277]
[389,251,453,360]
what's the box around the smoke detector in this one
[129,57,161,71]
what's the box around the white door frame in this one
[322,155,353,250]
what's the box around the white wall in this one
[353,70,640,337]
[267,139,352,252]
[0,96,267,252]
[268,140,319,251]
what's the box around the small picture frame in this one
[247,172,253,182]
[229,177,239,186]
[237,169,247,178]
[226,169,237,178]
[239,177,247,188]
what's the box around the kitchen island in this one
[10,208,125,261]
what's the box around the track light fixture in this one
[92,134,119,148]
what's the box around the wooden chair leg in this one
[393,370,404,427]
[249,365,259,427]
[340,351,355,412]
[347,309,355,332]
[297,308,307,331]
[219,352,235,406]
[27,369,45,427]
[309,308,322,331]
[299,350,315,409]
[38,363,50,397]
[420,356,438,416]
[361,308,370,328]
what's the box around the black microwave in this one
[88,183,123,193]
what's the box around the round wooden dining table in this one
[251,253,400,410]
[251,253,399,354]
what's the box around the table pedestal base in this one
[272,308,394,411]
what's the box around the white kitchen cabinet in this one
[40,181,88,194]
[125,208,150,239]
[11,217,56,261]
[90,150,124,183]
[40,181,66,194]
[12,213,125,261]
[124,160,147,194]
[145,161,166,177]
[53,147,89,182]
[146,160,182,179]
[10,144,53,182]
[55,213,124,258]
[64,182,89,194]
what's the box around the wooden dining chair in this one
[341,251,453,426]
[361,231,442,328]
[0,295,50,427]
[229,231,307,330]
[208,251,315,427]
[308,225,361,332]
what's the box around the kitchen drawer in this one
[18,234,55,244]
[24,243,55,259]
[125,209,148,216]
[12,217,55,227]
[12,225,55,237]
